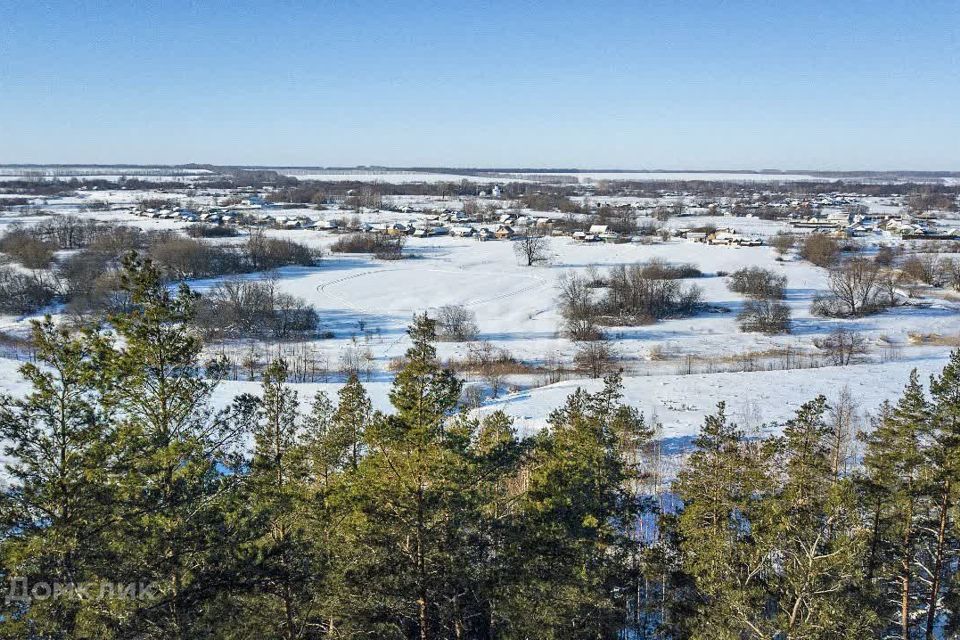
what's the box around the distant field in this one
[3,165,955,185]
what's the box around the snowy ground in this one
[474,355,953,438]
[271,169,959,186]
[2,189,960,447]
[271,169,832,184]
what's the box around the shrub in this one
[246,231,318,270]
[331,233,405,259]
[874,245,895,267]
[185,224,239,238]
[770,232,796,257]
[737,299,791,334]
[149,237,245,279]
[0,266,57,314]
[461,341,521,398]
[148,233,317,280]
[814,327,868,365]
[0,229,56,268]
[800,233,840,267]
[638,258,702,279]
[574,338,618,378]
[728,267,787,299]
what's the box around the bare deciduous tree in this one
[558,273,603,340]
[800,233,841,267]
[943,257,960,291]
[814,326,868,365]
[814,258,894,317]
[901,255,944,286]
[435,305,479,342]
[513,232,550,267]
[574,338,618,378]
[195,278,318,340]
[828,386,861,479]
[770,232,796,257]
[467,341,515,398]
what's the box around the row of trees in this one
[5,256,960,638]
[797,234,960,312]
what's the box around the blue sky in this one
[1,1,958,169]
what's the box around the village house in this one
[706,229,763,246]
[680,230,708,242]
[449,226,475,237]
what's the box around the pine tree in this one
[331,372,372,471]
[334,314,482,639]
[95,254,245,638]
[922,350,960,638]
[507,376,650,639]
[301,389,337,485]
[767,396,876,637]
[470,410,526,637]
[0,318,111,638]
[233,358,325,640]
[860,370,930,639]
[673,402,774,639]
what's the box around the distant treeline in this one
[0,219,321,340]
[4,170,957,200]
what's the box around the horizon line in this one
[0,164,958,176]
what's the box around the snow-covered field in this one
[475,356,952,438]
[273,169,507,183]
[0,166,215,183]
[271,169,832,184]
[272,169,959,185]
[2,186,959,449]
[508,171,827,183]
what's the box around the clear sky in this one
[1,1,958,169]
